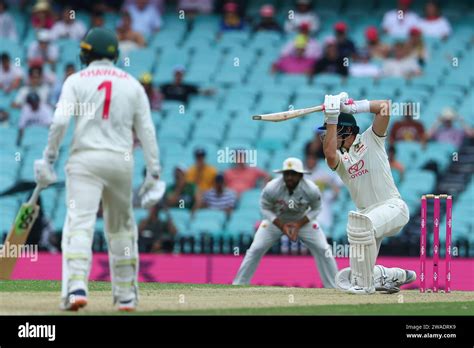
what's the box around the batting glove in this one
[323,94,341,125]
[34,159,57,188]
[139,173,166,209]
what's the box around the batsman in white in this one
[233,157,338,287]
[320,93,416,294]
[33,28,164,311]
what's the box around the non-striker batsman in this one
[33,28,164,311]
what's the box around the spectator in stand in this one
[382,41,421,78]
[186,148,217,192]
[0,53,23,93]
[304,127,325,159]
[165,165,201,211]
[91,10,105,28]
[138,204,177,253]
[382,0,421,38]
[224,153,269,196]
[139,73,161,111]
[284,0,319,34]
[273,34,319,75]
[178,0,213,16]
[202,173,237,215]
[124,0,163,37]
[304,153,342,229]
[349,48,381,78]
[281,23,322,59]
[0,0,18,41]
[12,65,50,108]
[0,107,8,126]
[334,22,356,59]
[312,37,348,77]
[124,0,165,14]
[406,27,428,66]
[31,0,55,30]
[160,66,214,104]
[427,108,473,148]
[50,63,75,104]
[419,0,451,39]
[365,26,390,60]
[27,30,59,71]
[220,1,245,31]
[388,145,405,183]
[253,4,282,33]
[50,6,87,41]
[117,10,146,54]
[389,105,426,144]
[17,92,53,146]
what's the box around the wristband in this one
[354,100,370,114]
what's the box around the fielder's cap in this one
[194,148,206,157]
[334,22,347,33]
[318,113,358,131]
[365,26,378,41]
[440,107,457,121]
[260,4,274,17]
[37,29,51,42]
[173,65,186,73]
[273,157,310,174]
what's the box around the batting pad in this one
[347,212,377,288]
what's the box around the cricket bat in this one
[0,185,42,280]
[252,105,325,122]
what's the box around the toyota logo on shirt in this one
[348,160,369,178]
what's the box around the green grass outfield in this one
[1,280,473,316]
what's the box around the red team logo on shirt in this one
[348,160,369,179]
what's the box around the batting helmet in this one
[79,28,119,65]
[318,113,360,135]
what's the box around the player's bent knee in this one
[347,212,375,246]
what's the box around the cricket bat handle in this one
[28,185,43,206]
[252,105,325,122]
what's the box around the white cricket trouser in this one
[61,150,138,303]
[233,219,338,287]
[358,197,410,252]
[347,197,410,288]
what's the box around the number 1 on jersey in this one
[98,80,112,119]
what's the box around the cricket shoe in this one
[118,299,137,312]
[346,285,376,295]
[61,289,88,311]
[376,269,417,294]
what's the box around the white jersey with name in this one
[45,59,160,175]
[260,176,322,224]
[332,127,400,210]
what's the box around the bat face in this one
[14,205,39,236]
[0,203,39,279]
